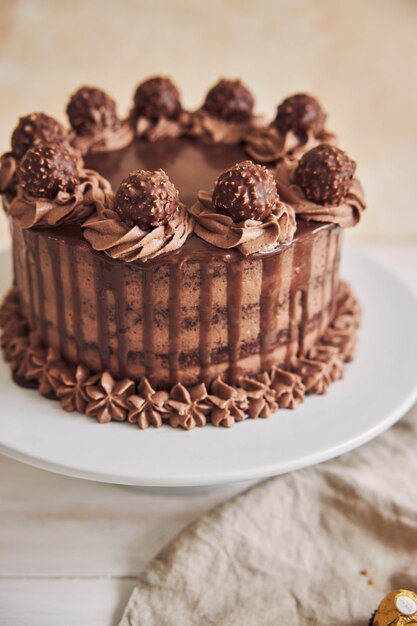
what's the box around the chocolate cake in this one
[0,78,365,429]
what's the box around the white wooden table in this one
[1,244,416,626]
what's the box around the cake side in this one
[11,219,341,388]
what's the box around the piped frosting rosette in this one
[7,141,112,229]
[275,146,366,228]
[82,168,194,262]
[83,202,193,262]
[245,93,336,163]
[71,121,133,154]
[67,86,133,154]
[191,190,296,255]
[188,79,262,145]
[8,168,112,229]
[245,126,336,164]
[191,160,297,255]
[130,77,191,141]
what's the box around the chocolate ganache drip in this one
[82,168,194,262]
[191,160,296,255]
[275,145,366,228]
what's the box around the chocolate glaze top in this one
[84,137,248,207]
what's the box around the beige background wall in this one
[0,0,416,242]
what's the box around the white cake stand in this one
[0,244,416,487]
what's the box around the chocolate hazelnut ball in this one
[274,94,326,138]
[114,169,179,231]
[295,144,356,205]
[17,144,80,199]
[132,77,181,121]
[11,112,68,160]
[213,160,277,222]
[203,79,254,123]
[66,86,120,136]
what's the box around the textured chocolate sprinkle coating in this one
[17,144,80,199]
[295,144,356,205]
[11,112,68,160]
[114,168,180,230]
[274,94,326,138]
[213,160,278,222]
[132,77,181,121]
[66,86,120,136]
[203,79,254,123]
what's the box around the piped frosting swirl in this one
[274,158,366,228]
[7,169,112,229]
[82,202,194,262]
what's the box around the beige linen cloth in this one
[119,403,417,626]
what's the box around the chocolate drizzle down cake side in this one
[0,78,366,429]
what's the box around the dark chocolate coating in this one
[11,112,68,160]
[274,93,326,138]
[295,144,356,205]
[17,144,80,199]
[203,79,254,123]
[66,86,120,136]
[114,168,179,230]
[213,160,277,222]
[132,77,181,121]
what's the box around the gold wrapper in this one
[372,590,417,626]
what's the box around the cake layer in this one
[12,220,341,387]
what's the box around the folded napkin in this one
[119,403,417,626]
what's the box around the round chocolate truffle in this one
[66,86,120,136]
[213,160,277,222]
[11,112,68,160]
[203,79,255,124]
[295,144,356,205]
[17,144,80,199]
[274,94,326,138]
[114,169,179,231]
[132,77,181,121]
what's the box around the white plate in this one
[0,245,416,487]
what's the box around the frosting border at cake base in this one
[0,281,360,430]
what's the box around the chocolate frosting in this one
[275,159,366,228]
[244,126,336,164]
[0,281,361,429]
[133,111,191,142]
[82,202,194,262]
[71,121,133,154]
[7,169,112,229]
[189,109,261,145]
[0,153,17,193]
[190,190,297,255]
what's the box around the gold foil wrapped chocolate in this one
[372,590,417,626]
